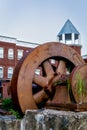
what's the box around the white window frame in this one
[35,69,40,75]
[51,59,56,64]
[0,47,4,58]
[17,49,23,60]
[0,67,3,78]
[8,67,13,79]
[8,48,14,59]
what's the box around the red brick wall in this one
[2,81,11,99]
[16,45,32,63]
[0,42,16,79]
[0,41,32,79]
[69,45,82,55]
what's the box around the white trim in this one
[17,49,23,60]
[72,33,75,44]
[8,48,14,59]
[0,35,39,48]
[8,67,13,79]
[0,66,3,78]
[0,47,4,58]
[17,40,39,48]
[0,35,16,43]
[62,34,65,43]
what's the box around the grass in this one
[75,73,87,103]
[76,74,85,96]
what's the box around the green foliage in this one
[2,98,14,110]
[9,109,22,119]
[2,98,23,119]
[67,79,71,92]
[75,73,87,103]
[76,74,84,95]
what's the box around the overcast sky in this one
[0,0,87,55]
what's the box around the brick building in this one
[0,35,39,98]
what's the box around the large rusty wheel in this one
[70,64,87,103]
[11,42,85,113]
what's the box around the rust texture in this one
[10,42,85,113]
[70,63,87,104]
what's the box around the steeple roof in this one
[57,19,80,36]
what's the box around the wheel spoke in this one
[33,90,49,104]
[33,74,48,88]
[56,60,66,74]
[43,60,54,77]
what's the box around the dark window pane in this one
[75,34,78,40]
[65,34,71,40]
[59,35,62,40]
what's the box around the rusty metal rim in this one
[70,63,87,103]
[11,42,84,113]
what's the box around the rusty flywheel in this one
[70,63,87,104]
[11,42,85,113]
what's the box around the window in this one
[65,34,71,40]
[17,50,23,60]
[51,59,55,64]
[59,35,62,41]
[8,49,14,59]
[0,47,4,58]
[35,69,40,75]
[8,67,13,79]
[0,67,3,78]
[75,34,78,40]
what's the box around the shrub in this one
[2,98,23,119]
[2,98,14,110]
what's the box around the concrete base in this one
[1,109,87,130]
[22,109,87,130]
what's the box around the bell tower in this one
[57,19,82,54]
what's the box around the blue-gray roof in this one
[57,19,80,36]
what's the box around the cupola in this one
[57,19,80,45]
